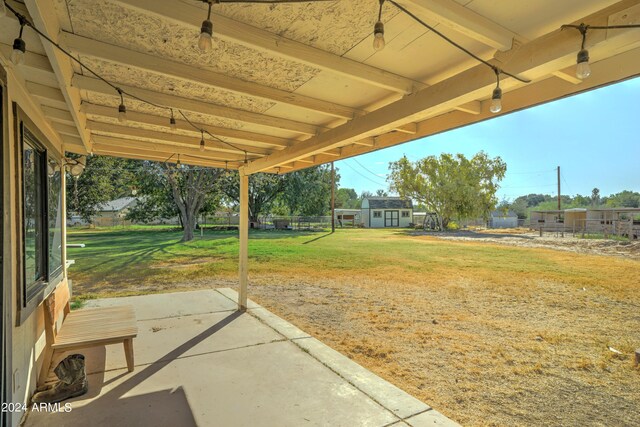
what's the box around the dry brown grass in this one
[244,239,640,426]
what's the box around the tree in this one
[66,155,137,222]
[388,152,506,228]
[222,172,286,222]
[606,190,640,208]
[591,188,600,207]
[281,165,335,216]
[335,188,359,209]
[375,189,388,197]
[128,161,224,241]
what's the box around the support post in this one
[331,162,335,233]
[238,171,249,310]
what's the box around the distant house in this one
[488,210,518,228]
[361,197,413,228]
[92,197,138,226]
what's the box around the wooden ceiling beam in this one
[114,0,422,94]
[72,74,321,136]
[395,0,516,51]
[87,121,275,156]
[41,106,75,125]
[92,146,237,169]
[244,0,640,174]
[60,32,362,120]
[81,103,291,148]
[91,135,250,163]
[24,0,92,153]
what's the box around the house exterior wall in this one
[2,65,70,427]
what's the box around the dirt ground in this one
[243,233,640,426]
[434,229,640,260]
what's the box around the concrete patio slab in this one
[25,289,459,426]
[84,289,237,320]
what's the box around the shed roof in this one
[2,1,638,173]
[365,197,413,209]
[100,197,137,212]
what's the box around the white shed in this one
[361,197,413,228]
[488,210,518,228]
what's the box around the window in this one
[22,128,47,301]
[19,120,63,317]
[48,157,63,279]
[373,211,382,218]
[401,211,410,218]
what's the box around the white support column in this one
[60,162,67,279]
[238,170,249,310]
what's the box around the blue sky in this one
[335,76,640,201]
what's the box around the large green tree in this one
[388,152,507,228]
[281,165,335,216]
[222,172,286,223]
[128,161,224,241]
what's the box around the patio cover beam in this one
[273,45,640,173]
[244,0,640,174]
[71,74,322,136]
[91,135,253,162]
[60,32,363,121]
[114,0,423,94]
[87,121,275,156]
[81,103,291,149]
[24,0,92,153]
[395,0,516,51]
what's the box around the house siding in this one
[2,66,71,427]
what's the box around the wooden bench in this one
[38,284,138,386]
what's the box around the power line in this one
[342,161,387,187]
[351,158,387,179]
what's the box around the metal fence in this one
[532,218,639,239]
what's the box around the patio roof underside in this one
[1,0,640,173]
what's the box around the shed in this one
[92,197,137,226]
[334,209,361,227]
[361,197,413,228]
[488,210,518,228]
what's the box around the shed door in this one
[385,210,399,227]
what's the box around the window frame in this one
[14,104,64,325]
[401,210,410,218]
[373,211,382,218]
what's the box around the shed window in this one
[401,211,410,218]
[373,211,382,218]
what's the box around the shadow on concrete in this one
[27,311,242,426]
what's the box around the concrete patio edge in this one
[214,288,460,426]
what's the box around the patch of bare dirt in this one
[418,230,640,260]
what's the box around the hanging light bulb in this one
[489,69,502,113]
[176,154,181,168]
[169,110,177,130]
[373,0,386,52]
[200,131,206,152]
[575,24,591,80]
[198,1,213,52]
[576,49,591,79]
[373,22,385,51]
[11,18,27,66]
[117,89,127,123]
[490,87,502,113]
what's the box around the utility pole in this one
[557,166,561,211]
[331,162,335,233]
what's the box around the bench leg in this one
[124,339,135,372]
